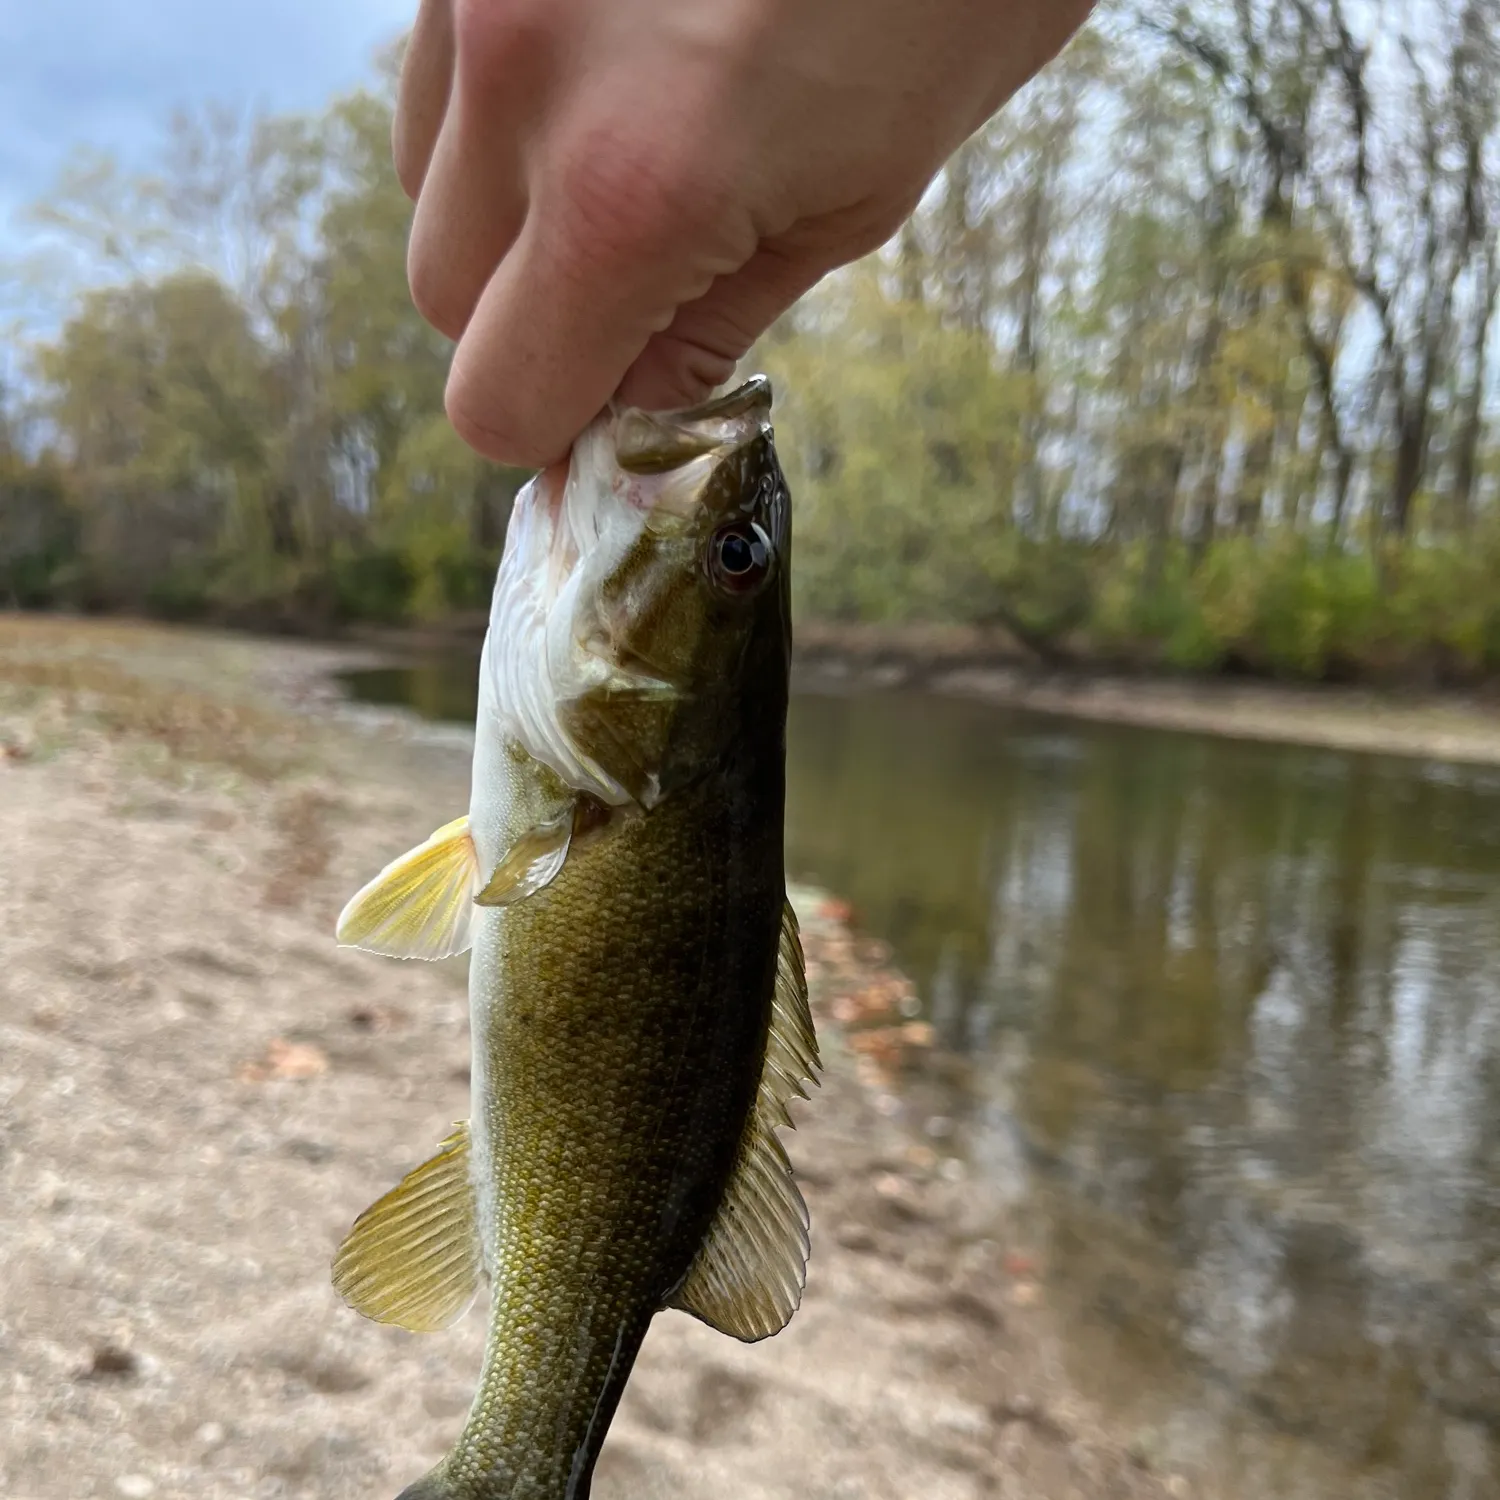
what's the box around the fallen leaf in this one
[77,1343,138,1381]
[238,1037,328,1081]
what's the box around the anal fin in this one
[332,1123,482,1333]
[669,898,822,1342]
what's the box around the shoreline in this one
[351,614,1500,769]
[797,659,1500,768]
[10,609,1500,766]
[0,616,1178,1500]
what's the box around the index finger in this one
[445,134,757,467]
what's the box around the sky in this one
[0,0,411,259]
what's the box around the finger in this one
[615,242,842,412]
[407,94,530,340]
[445,144,756,467]
[393,0,455,200]
[407,5,559,341]
[616,200,907,411]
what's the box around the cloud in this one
[0,0,411,238]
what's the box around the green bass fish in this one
[333,376,819,1500]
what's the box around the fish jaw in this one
[478,382,781,813]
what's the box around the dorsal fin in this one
[668,898,821,1341]
[331,1123,482,1333]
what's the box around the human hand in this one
[396,0,1095,467]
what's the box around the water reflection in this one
[785,689,1500,1499]
[342,661,1500,1498]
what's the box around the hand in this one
[396,0,1095,467]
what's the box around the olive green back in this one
[440,711,787,1497]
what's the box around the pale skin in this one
[396,0,1097,469]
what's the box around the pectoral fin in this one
[336,816,479,959]
[332,1123,482,1333]
[474,805,573,907]
[669,899,822,1341]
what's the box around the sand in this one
[0,616,1179,1500]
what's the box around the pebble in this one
[932,1399,990,1437]
[115,1477,155,1498]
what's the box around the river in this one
[342,655,1500,1500]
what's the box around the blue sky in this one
[0,0,411,257]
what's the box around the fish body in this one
[333,378,818,1500]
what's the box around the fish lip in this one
[612,377,774,476]
[658,375,773,426]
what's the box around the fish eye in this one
[708,523,772,594]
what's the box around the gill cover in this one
[481,377,787,810]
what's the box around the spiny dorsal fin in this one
[669,898,821,1341]
[474,805,573,908]
[332,1123,481,1333]
[336,815,478,960]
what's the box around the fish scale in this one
[330,378,819,1500]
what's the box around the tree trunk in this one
[1449,256,1494,534]
[1327,446,1355,551]
[1389,404,1426,537]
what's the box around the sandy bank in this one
[0,617,1174,1500]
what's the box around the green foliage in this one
[762,268,1030,623]
[11,8,1500,685]
[329,547,414,624]
[10,80,520,631]
[0,449,75,607]
[144,566,214,621]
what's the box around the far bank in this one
[337,613,1500,770]
[12,607,1500,769]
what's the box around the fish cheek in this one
[559,688,681,806]
[593,531,710,687]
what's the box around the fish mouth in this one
[482,377,783,805]
[535,377,776,590]
[613,377,773,476]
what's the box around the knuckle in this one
[550,133,736,272]
[658,338,738,401]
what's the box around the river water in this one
[342,656,1500,1500]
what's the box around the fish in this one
[331,375,819,1500]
